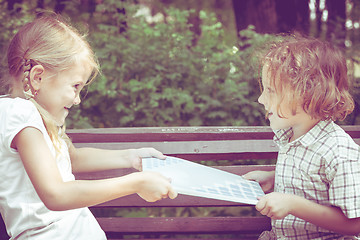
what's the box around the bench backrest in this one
[67,125,360,239]
[1,125,359,239]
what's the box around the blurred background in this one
[1,1,359,238]
[0,0,359,128]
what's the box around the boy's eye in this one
[266,87,274,94]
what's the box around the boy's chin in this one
[269,122,282,130]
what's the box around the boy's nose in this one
[258,92,264,105]
[73,95,81,105]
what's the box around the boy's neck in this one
[289,116,321,142]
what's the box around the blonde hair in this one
[261,35,354,121]
[6,13,99,151]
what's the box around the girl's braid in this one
[22,59,34,99]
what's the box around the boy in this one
[244,36,360,239]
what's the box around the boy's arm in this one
[291,195,360,235]
[68,142,165,173]
[257,192,360,235]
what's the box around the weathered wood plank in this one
[72,139,279,154]
[97,217,271,234]
[92,192,264,208]
[67,125,360,143]
[75,165,275,181]
[67,126,275,143]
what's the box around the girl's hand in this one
[128,148,166,171]
[256,192,294,219]
[242,170,275,193]
[135,171,178,202]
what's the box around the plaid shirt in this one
[260,120,360,240]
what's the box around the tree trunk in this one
[275,0,297,33]
[232,0,277,35]
[54,0,66,13]
[326,0,346,47]
[37,0,44,9]
[294,0,310,35]
[233,0,311,36]
[273,0,310,34]
[314,0,323,37]
[7,0,23,12]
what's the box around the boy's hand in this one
[256,192,294,219]
[243,170,275,193]
[128,148,166,171]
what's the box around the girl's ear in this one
[29,65,45,91]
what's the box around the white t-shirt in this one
[0,97,106,240]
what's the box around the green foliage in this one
[1,0,358,128]
[0,2,33,51]
[70,2,271,128]
[0,1,34,94]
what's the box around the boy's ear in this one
[29,65,45,90]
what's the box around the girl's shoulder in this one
[0,96,36,110]
[0,97,40,124]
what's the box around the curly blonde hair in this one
[261,35,354,121]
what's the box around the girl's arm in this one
[256,192,360,235]
[13,127,177,211]
[69,142,165,172]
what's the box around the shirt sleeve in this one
[2,98,45,150]
[327,140,360,219]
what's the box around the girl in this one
[244,36,360,239]
[0,14,177,240]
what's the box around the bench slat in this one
[73,139,279,153]
[97,216,271,234]
[73,137,360,150]
[67,125,360,143]
[76,165,275,181]
[67,126,275,143]
[92,193,261,208]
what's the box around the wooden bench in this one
[1,125,359,239]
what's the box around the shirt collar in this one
[273,120,332,147]
[273,128,293,147]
